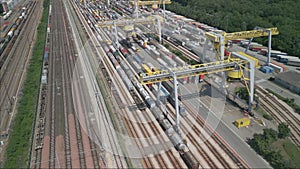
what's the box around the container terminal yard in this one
[1,0,300,168]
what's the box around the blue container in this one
[260,66,274,74]
[44,51,49,62]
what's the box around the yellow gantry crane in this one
[130,0,171,18]
[198,27,279,114]
[202,27,279,92]
[139,58,247,84]
[137,27,279,129]
[130,0,171,7]
[204,27,279,63]
[138,53,256,131]
[97,15,163,46]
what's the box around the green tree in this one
[278,123,290,139]
[263,128,278,143]
[168,0,300,57]
[266,150,286,169]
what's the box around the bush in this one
[163,43,170,49]
[235,87,249,101]
[278,123,290,139]
[263,113,273,121]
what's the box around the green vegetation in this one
[163,43,187,61]
[247,124,296,168]
[266,88,300,113]
[273,139,300,168]
[167,0,300,57]
[4,0,50,168]
[278,123,290,139]
[234,87,250,101]
[282,142,300,167]
[163,43,198,65]
[263,113,273,121]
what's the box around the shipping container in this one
[199,74,204,82]
[157,58,168,67]
[162,55,177,67]
[270,61,287,71]
[249,45,267,52]
[44,52,49,62]
[41,75,47,84]
[259,66,274,74]
[269,63,283,73]
[130,60,141,73]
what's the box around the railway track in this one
[115,84,182,168]
[141,108,185,168]
[160,37,250,168]
[58,0,99,168]
[256,85,300,147]
[59,1,76,167]
[165,103,241,168]
[97,39,186,167]
[98,12,242,168]
[0,0,37,136]
[67,0,127,168]
[0,1,41,165]
[183,103,248,168]
[30,0,101,168]
[70,1,253,168]
[162,38,200,62]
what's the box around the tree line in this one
[166,0,300,57]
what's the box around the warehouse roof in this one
[276,70,300,88]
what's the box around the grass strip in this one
[266,88,300,112]
[3,0,49,167]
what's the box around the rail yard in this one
[1,0,300,168]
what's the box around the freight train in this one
[77,2,201,167]
[162,81,187,116]
[0,1,35,69]
[151,106,199,169]
[105,44,155,109]
[74,2,200,166]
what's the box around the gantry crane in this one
[130,0,171,18]
[130,0,171,6]
[138,53,256,134]
[97,15,163,47]
[134,26,275,133]
[201,27,279,114]
[204,27,279,63]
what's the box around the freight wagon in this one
[286,60,300,67]
[277,55,299,63]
